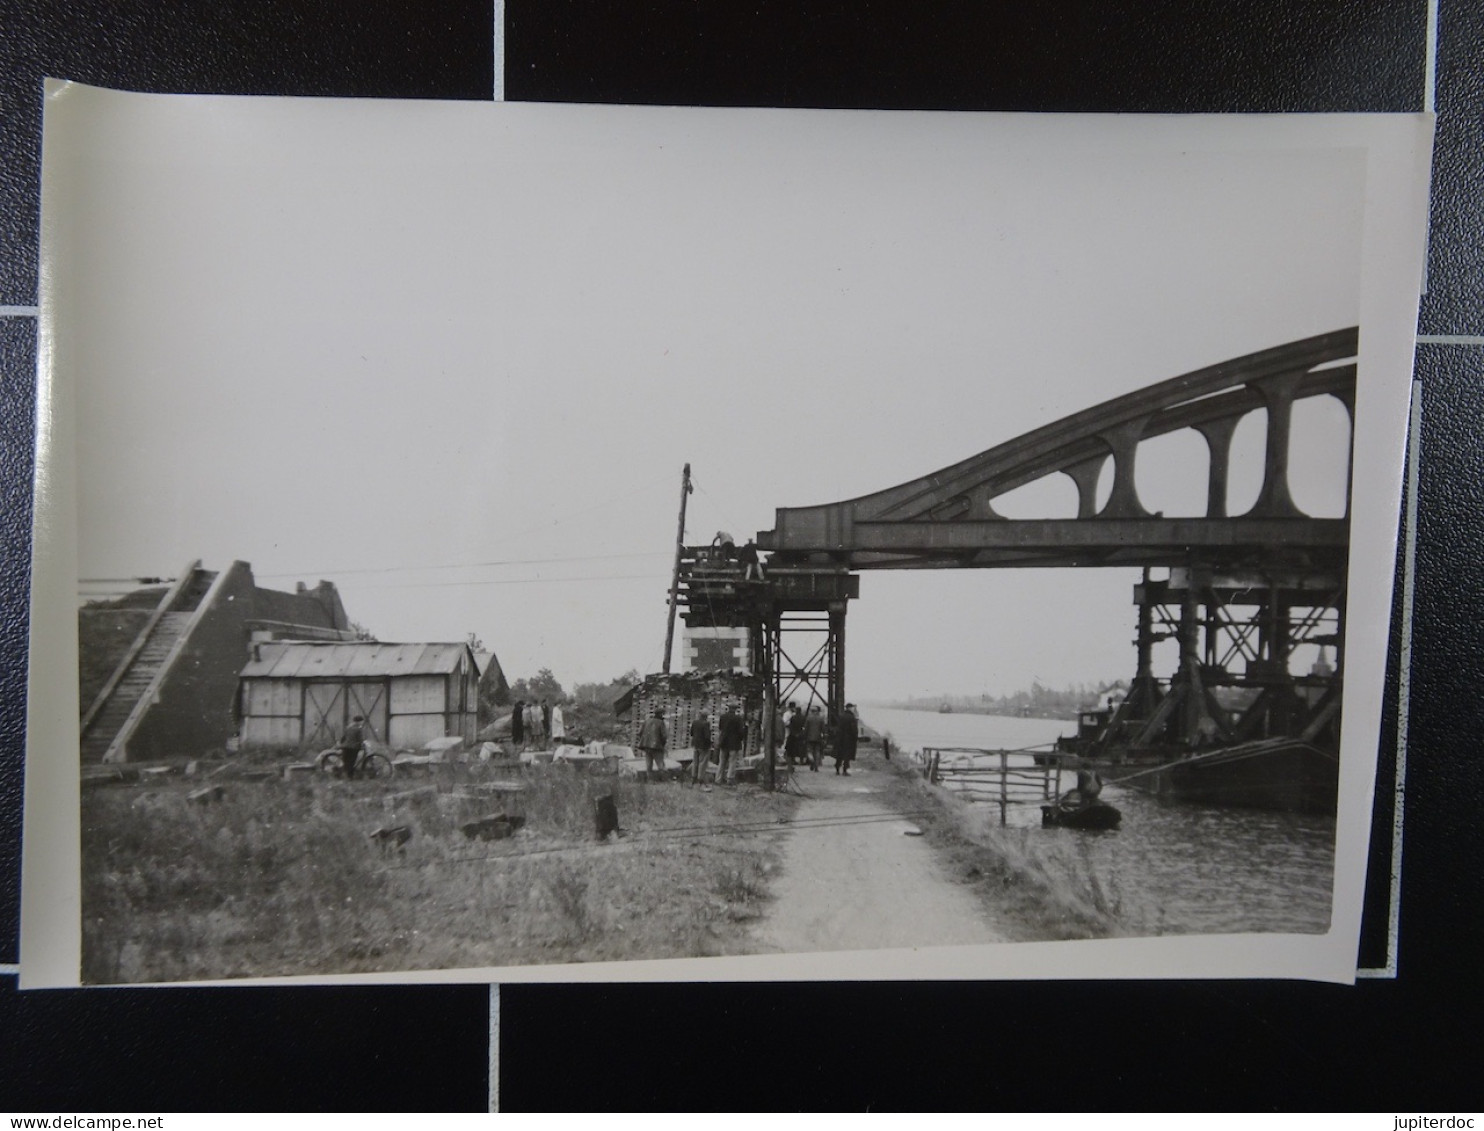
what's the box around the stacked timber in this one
[621,670,765,758]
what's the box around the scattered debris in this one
[461,814,525,841]
[382,786,440,811]
[188,785,226,805]
[368,825,412,854]
[902,825,924,837]
[470,780,526,796]
[594,794,619,840]
[551,744,605,769]
[422,737,465,761]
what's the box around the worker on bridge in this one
[738,540,765,581]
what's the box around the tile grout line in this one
[1356,379,1422,979]
[1417,0,1438,293]
[1387,379,1423,977]
[488,983,501,1112]
[1425,0,1439,115]
[0,306,39,317]
[493,0,505,102]
[1417,335,1484,346]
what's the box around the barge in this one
[1096,738,1338,815]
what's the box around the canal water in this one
[861,706,1335,935]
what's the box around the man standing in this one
[804,704,826,772]
[541,700,553,748]
[835,703,860,776]
[717,704,745,786]
[638,706,669,779]
[738,540,765,581]
[550,701,566,745]
[784,702,804,766]
[337,714,367,780]
[526,701,544,749]
[510,699,525,749]
[689,710,713,785]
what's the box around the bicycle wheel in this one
[362,752,395,780]
[316,748,348,777]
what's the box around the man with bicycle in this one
[337,714,368,780]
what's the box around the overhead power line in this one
[254,550,668,581]
[355,572,662,591]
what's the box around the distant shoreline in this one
[865,703,1081,723]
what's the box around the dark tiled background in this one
[2,0,1479,1110]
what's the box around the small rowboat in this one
[1041,797,1122,830]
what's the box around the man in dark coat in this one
[804,705,826,772]
[689,711,713,784]
[510,699,525,747]
[638,707,669,778]
[717,705,746,786]
[783,702,804,765]
[835,703,860,776]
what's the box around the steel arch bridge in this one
[760,326,1356,573]
[677,328,1357,788]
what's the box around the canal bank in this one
[862,706,1336,937]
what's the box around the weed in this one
[546,864,594,944]
[713,862,766,906]
[81,759,798,982]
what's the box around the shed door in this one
[303,683,347,749]
[346,682,390,745]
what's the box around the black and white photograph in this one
[21,86,1430,986]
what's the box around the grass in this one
[81,760,797,983]
[874,757,1150,941]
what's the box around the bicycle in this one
[315,744,395,780]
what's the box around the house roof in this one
[240,641,472,680]
[250,585,339,629]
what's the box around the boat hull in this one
[1041,800,1122,830]
[1106,740,1338,816]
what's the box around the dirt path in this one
[753,759,1007,953]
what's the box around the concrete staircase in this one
[80,565,217,763]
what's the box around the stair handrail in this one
[101,562,236,764]
[80,559,202,740]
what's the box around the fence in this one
[923,745,1064,826]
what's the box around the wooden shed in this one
[237,641,479,750]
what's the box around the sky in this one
[52,91,1364,700]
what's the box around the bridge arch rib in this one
[757,328,1357,573]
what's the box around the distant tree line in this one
[895,678,1131,720]
[483,666,643,743]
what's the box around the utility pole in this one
[662,463,693,674]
